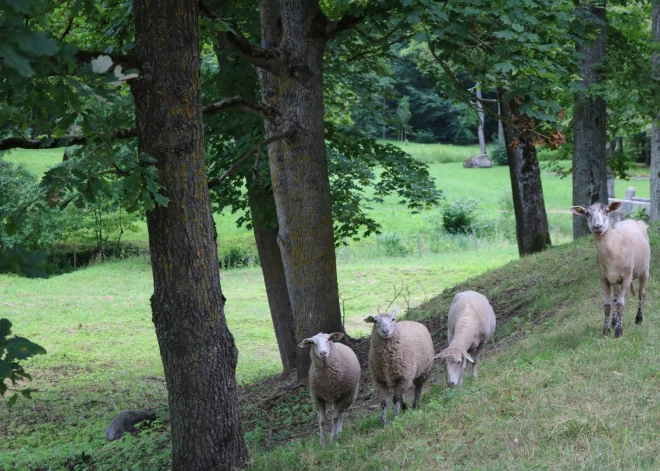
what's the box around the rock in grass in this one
[463,154,493,168]
[105,410,157,441]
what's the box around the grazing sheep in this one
[298,332,360,446]
[435,290,496,387]
[364,307,434,426]
[570,201,650,338]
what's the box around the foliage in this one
[440,198,479,234]
[490,140,508,166]
[0,318,47,407]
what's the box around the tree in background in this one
[420,0,579,255]
[651,1,660,222]
[572,1,608,239]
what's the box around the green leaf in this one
[0,319,12,338]
[6,393,18,408]
[152,192,169,207]
[0,44,34,77]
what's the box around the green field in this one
[1,144,657,470]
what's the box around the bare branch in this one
[208,131,294,189]
[202,96,273,117]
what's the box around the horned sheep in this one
[570,201,650,338]
[364,307,434,426]
[435,290,496,387]
[298,332,361,446]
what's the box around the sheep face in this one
[570,201,622,236]
[298,332,344,361]
[435,348,474,387]
[364,307,400,339]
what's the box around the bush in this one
[413,129,436,143]
[490,141,508,166]
[376,232,408,257]
[441,199,479,234]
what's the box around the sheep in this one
[364,307,434,426]
[434,290,496,387]
[298,332,361,446]
[570,201,650,338]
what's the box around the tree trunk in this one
[132,1,248,469]
[246,176,297,372]
[498,101,505,144]
[212,28,298,373]
[476,85,487,155]
[572,1,608,238]
[650,2,660,222]
[499,93,552,256]
[257,0,344,382]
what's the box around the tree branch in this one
[0,96,270,151]
[208,131,294,189]
[202,96,273,117]
[200,1,284,75]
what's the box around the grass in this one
[246,229,660,470]
[1,142,657,470]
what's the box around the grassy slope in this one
[248,229,660,471]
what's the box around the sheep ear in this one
[609,201,622,212]
[298,338,314,348]
[364,316,375,323]
[570,206,586,216]
[329,332,344,342]
[464,353,475,364]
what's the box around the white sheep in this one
[298,332,361,446]
[435,290,496,387]
[364,307,434,426]
[570,201,650,338]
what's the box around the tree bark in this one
[246,175,297,372]
[499,93,552,256]
[476,85,487,155]
[132,1,247,469]
[257,0,344,382]
[650,2,660,222]
[212,26,298,372]
[572,1,608,238]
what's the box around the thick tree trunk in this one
[246,176,297,372]
[650,2,660,222]
[572,2,608,238]
[258,0,344,382]
[132,1,248,469]
[499,93,552,256]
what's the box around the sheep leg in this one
[377,386,388,426]
[393,394,408,415]
[601,278,612,335]
[471,343,487,378]
[330,407,341,441]
[636,274,647,325]
[611,284,620,327]
[412,374,429,409]
[615,279,631,339]
[316,400,328,447]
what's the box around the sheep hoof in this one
[615,327,623,338]
[635,314,643,325]
[603,327,611,336]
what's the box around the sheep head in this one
[298,332,343,361]
[570,201,622,236]
[434,347,474,387]
[364,307,400,339]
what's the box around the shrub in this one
[441,199,479,234]
[490,141,508,166]
[376,232,408,257]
